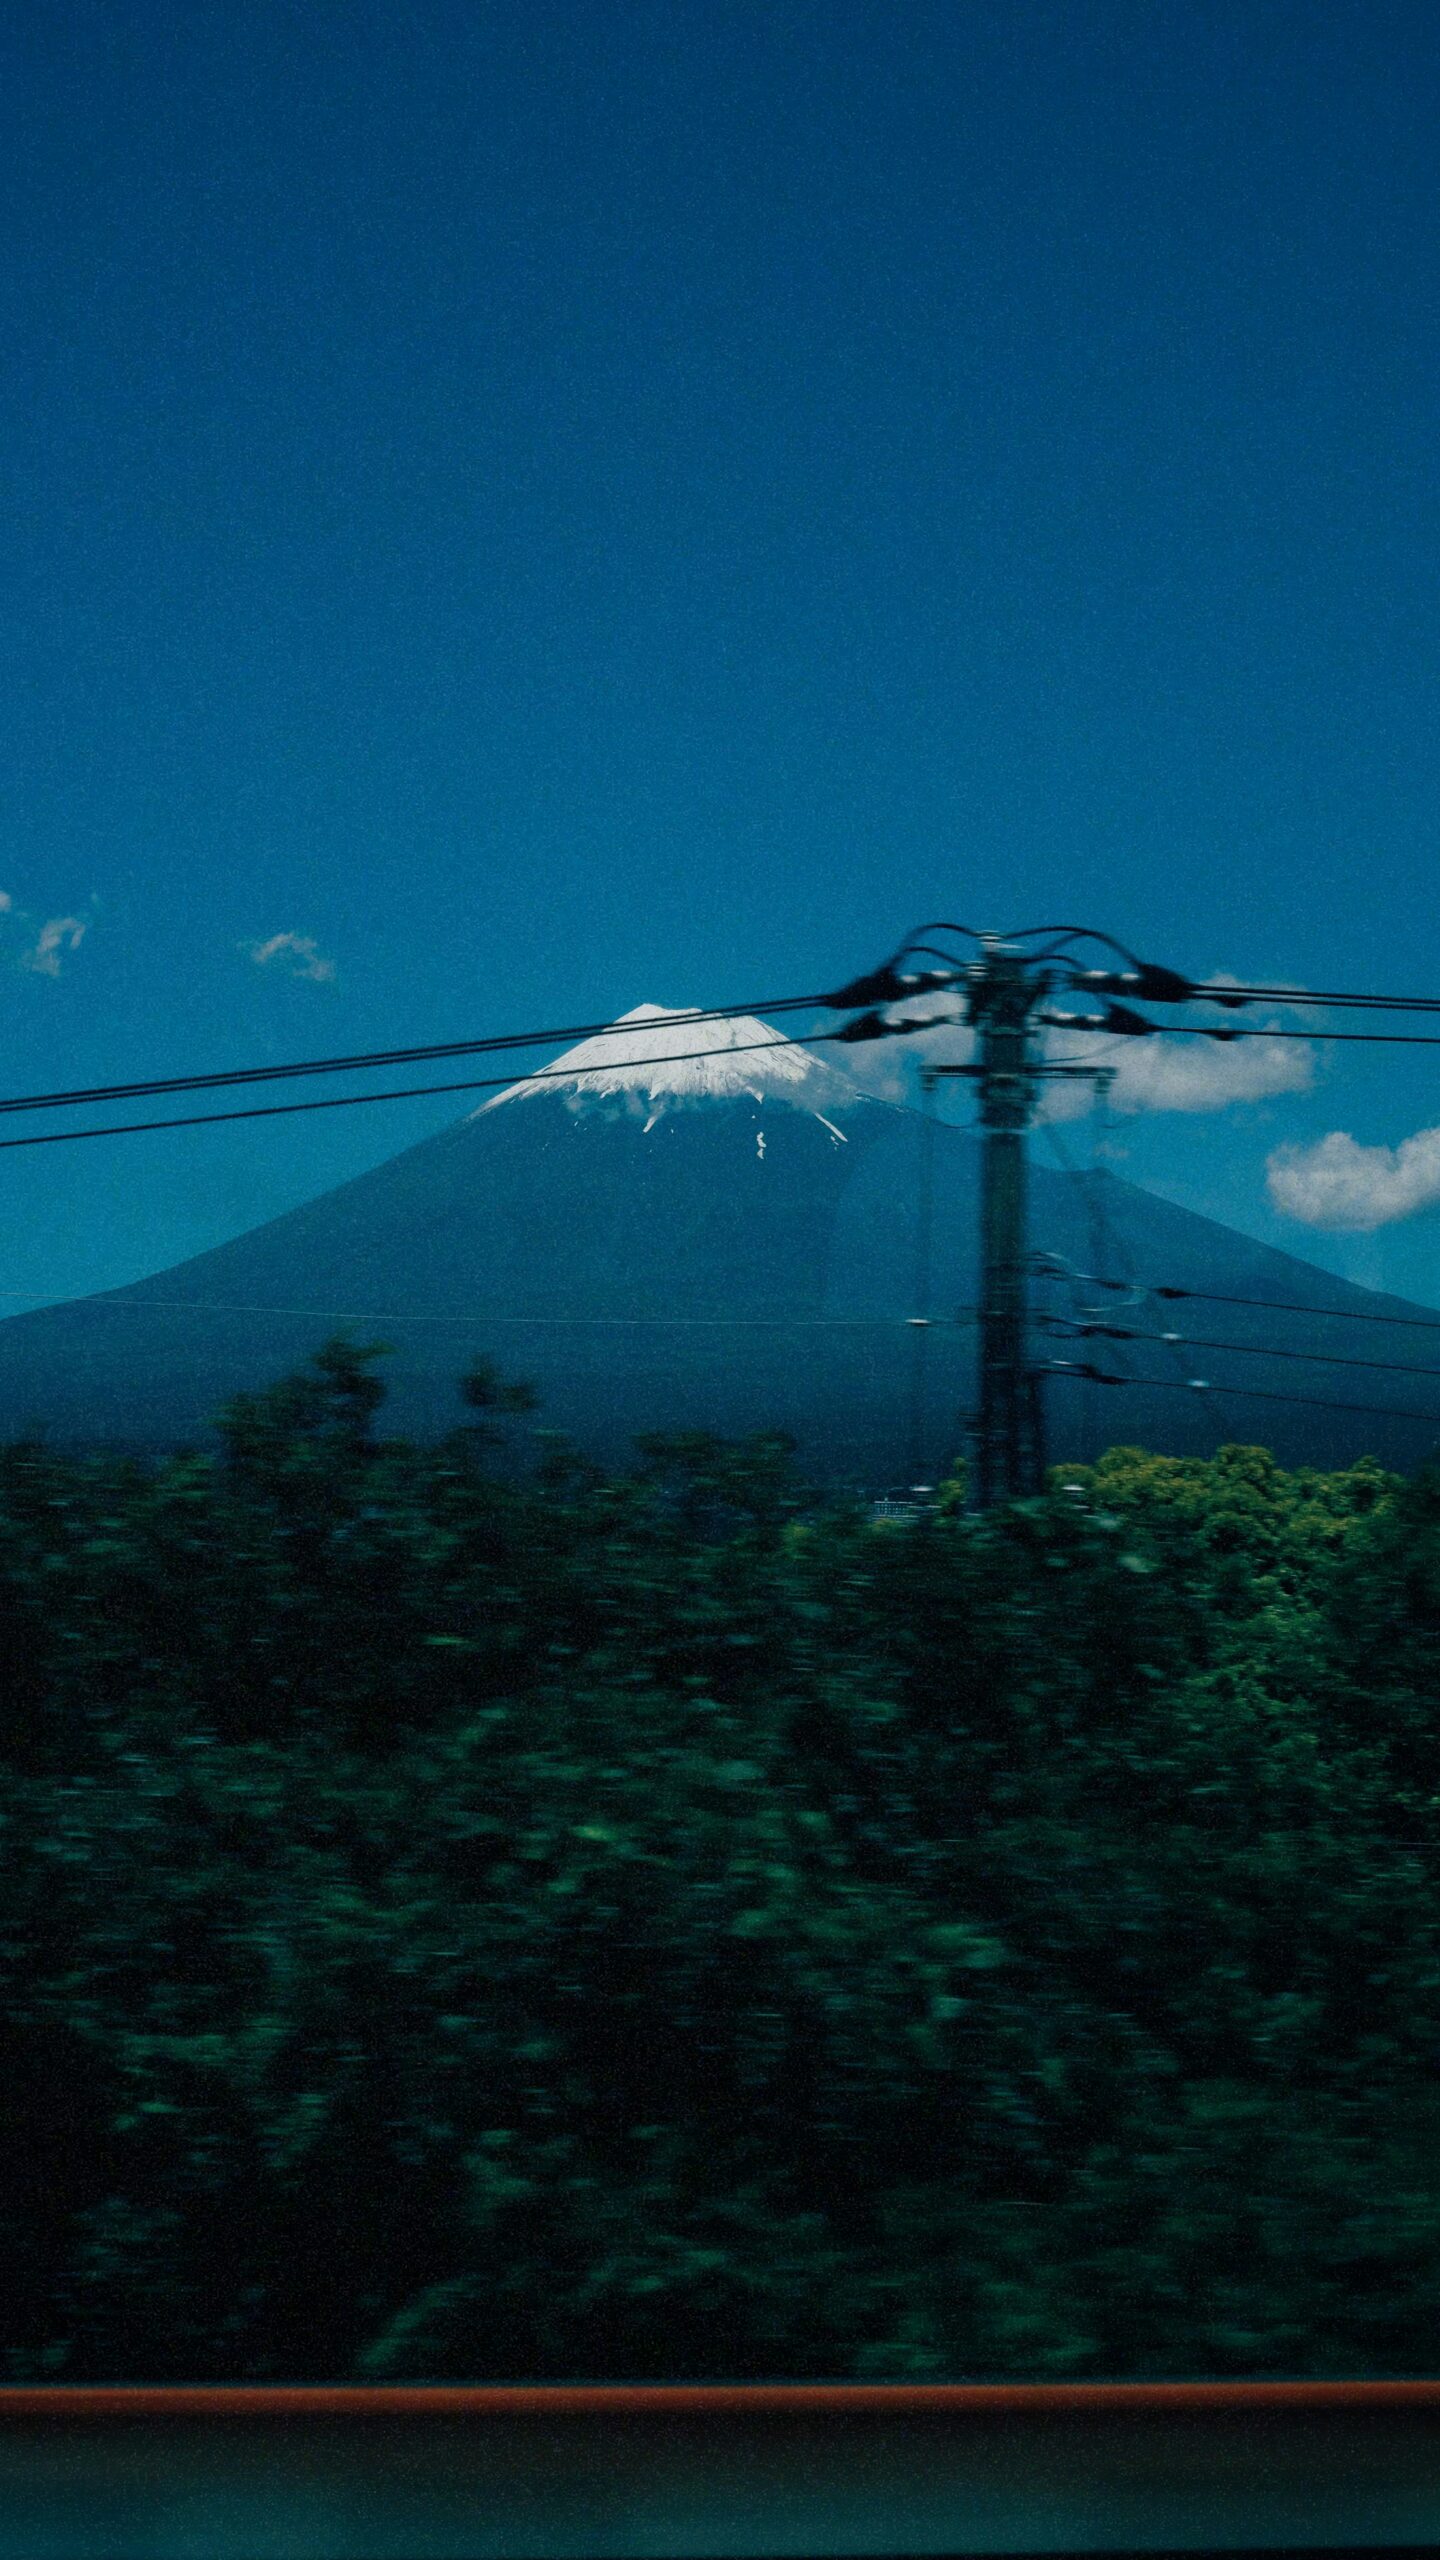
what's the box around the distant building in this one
[869,1486,936,1525]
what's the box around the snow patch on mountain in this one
[475,1003,866,1124]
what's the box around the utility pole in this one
[825,925,1226,1511]
[970,940,1044,1505]
[922,943,1112,1509]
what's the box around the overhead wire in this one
[1094,1373,1440,1432]
[0,988,939,1123]
[1076,1105,1124,1465]
[962,956,1440,1446]
[0,1292,977,1331]
[852,983,1440,1453]
[1186,984,1440,1012]
[1004,927,1146,963]
[1152,1286,1440,1335]
[1016,984,1440,1431]
[8,937,1440,1451]
[0,1027,879,1153]
[1045,1266,1440,1343]
[1034,1101,1256,1446]
[1076,1327,1440,1386]
[1035,1116,1128,1459]
[0,1001,975,1350]
[1130,1024,1440,1046]
[906,1068,938,1484]
[20,950,1440,1140]
[1029,1127,1440,1443]
[2,1106,1437,1440]
[1040,1265,1440,1427]
[1038,1261,1440,1418]
[10,960,1440,1146]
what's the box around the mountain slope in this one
[0,1005,1435,1480]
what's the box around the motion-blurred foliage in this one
[3,1337,1439,2382]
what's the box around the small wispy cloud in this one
[18,914,88,978]
[1267,1125,1440,1232]
[0,892,94,979]
[241,931,337,984]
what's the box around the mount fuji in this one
[0,1002,1436,1483]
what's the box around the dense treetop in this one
[4,1337,1439,2383]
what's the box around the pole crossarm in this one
[924,1062,1113,1082]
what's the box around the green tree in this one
[3,1372,1440,2384]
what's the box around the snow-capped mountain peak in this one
[475,1003,864,1124]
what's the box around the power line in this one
[31,1275,1440,1405]
[1158,1290,1434,1331]
[0,1293,977,1331]
[1146,1025,1440,1046]
[1065,972,1440,1016]
[40,1281,1440,1394]
[906,940,1440,1021]
[14,957,1440,1148]
[0,1029,854,1152]
[1056,1008,1440,1050]
[907,1069,938,1482]
[1029,1218,1440,1433]
[1052,1324,1440,1386]
[1084,1372,1440,1431]
[1188,985,1440,1013]
[1153,1286,1440,1335]
[1036,1114,1132,1459]
[0,987,944,1123]
[1036,1115,1251,1449]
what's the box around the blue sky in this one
[4,0,1440,1315]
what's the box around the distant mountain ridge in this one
[0,1003,1435,1481]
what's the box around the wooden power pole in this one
[969,941,1045,1505]
[927,939,1108,1508]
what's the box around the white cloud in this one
[1033,1067,1098,1125]
[1267,1125,1440,1231]
[1034,972,1317,1119]
[242,931,337,984]
[20,916,87,978]
[1102,1025,1314,1114]
[1033,1019,1313,1122]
